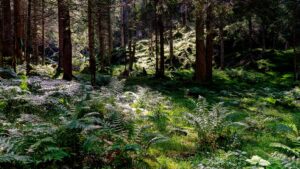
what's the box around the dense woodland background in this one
[0,0,300,168]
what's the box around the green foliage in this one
[20,75,29,91]
[257,59,275,71]
[270,123,300,157]
[185,97,228,151]
[271,152,300,168]
[245,155,271,168]
[148,105,169,133]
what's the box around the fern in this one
[270,124,300,158]
[270,143,300,157]
[27,137,56,153]
[0,154,32,164]
[271,152,300,168]
[41,147,69,162]
[185,98,228,151]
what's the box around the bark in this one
[120,0,125,48]
[107,5,112,65]
[58,0,72,80]
[219,27,224,70]
[206,3,213,82]
[128,2,136,71]
[149,33,154,59]
[182,1,188,27]
[26,0,32,74]
[128,29,133,71]
[169,22,174,67]
[98,7,105,70]
[248,16,253,52]
[14,0,23,66]
[195,9,206,83]
[2,0,14,67]
[262,24,266,53]
[158,13,165,77]
[41,0,45,65]
[0,0,3,66]
[32,0,38,64]
[154,4,159,76]
[293,25,299,81]
[88,0,96,85]
[219,20,224,70]
[57,0,64,71]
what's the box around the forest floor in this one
[125,68,300,168]
[0,27,299,168]
[1,64,300,168]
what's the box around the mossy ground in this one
[122,66,299,168]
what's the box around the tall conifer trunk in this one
[58,0,72,80]
[88,0,96,85]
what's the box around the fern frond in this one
[270,143,300,157]
[145,136,168,149]
[42,147,69,162]
[27,137,56,153]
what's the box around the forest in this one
[0,0,300,168]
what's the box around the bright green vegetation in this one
[0,28,299,169]
[1,63,300,168]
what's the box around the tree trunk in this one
[58,0,72,81]
[0,1,3,66]
[219,22,224,70]
[98,7,105,71]
[248,16,253,52]
[88,0,96,85]
[128,29,133,71]
[158,14,165,77]
[2,0,14,68]
[169,22,174,67]
[120,0,125,48]
[195,9,206,83]
[128,2,136,71]
[32,0,38,65]
[262,24,266,53]
[41,0,45,65]
[206,3,213,82]
[154,1,159,76]
[181,0,188,27]
[107,5,112,65]
[14,0,23,67]
[26,0,32,74]
[57,0,64,72]
[293,25,299,81]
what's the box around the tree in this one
[58,0,73,81]
[2,0,14,69]
[14,0,24,65]
[41,0,45,65]
[216,1,231,70]
[32,0,39,64]
[26,0,32,74]
[107,1,112,64]
[0,0,3,64]
[98,1,105,71]
[88,0,96,85]
[194,0,207,83]
[128,1,137,71]
[156,0,165,78]
[154,0,159,76]
[205,1,214,82]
